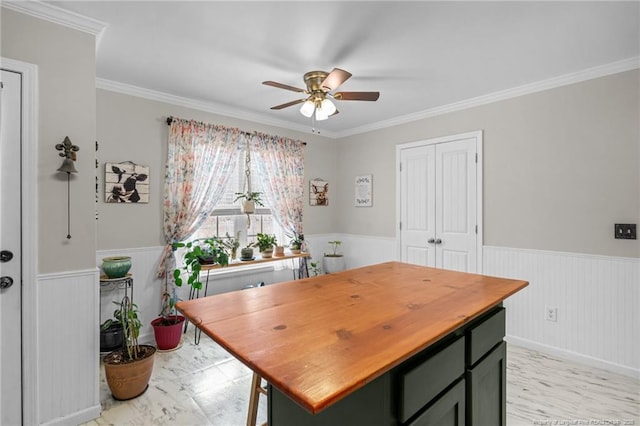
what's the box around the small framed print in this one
[355,174,372,207]
[310,178,329,206]
[105,162,149,203]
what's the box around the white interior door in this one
[0,69,23,426]
[435,138,477,272]
[400,145,436,266]
[398,132,481,273]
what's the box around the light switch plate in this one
[614,224,636,240]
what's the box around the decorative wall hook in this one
[55,136,79,239]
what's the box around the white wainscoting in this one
[37,269,101,426]
[483,246,640,377]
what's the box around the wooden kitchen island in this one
[176,261,528,425]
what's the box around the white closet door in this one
[399,133,479,272]
[435,138,477,272]
[400,145,436,267]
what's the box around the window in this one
[190,150,286,250]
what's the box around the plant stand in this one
[99,273,133,352]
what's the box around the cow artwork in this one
[310,179,329,206]
[105,162,150,203]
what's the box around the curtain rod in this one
[166,116,306,145]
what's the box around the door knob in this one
[427,238,435,244]
[0,276,14,289]
[0,250,13,262]
[435,239,442,245]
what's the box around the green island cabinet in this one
[268,306,507,426]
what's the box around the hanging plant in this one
[233,191,264,214]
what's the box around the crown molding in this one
[98,56,638,140]
[2,1,107,43]
[95,78,337,138]
[335,56,640,138]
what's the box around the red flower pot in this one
[151,315,185,350]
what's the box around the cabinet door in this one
[466,341,506,426]
[408,380,465,426]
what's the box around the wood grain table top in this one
[176,261,528,414]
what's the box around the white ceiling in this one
[44,1,640,137]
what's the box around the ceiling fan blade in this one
[321,68,352,91]
[333,91,380,101]
[263,81,306,93]
[270,98,306,110]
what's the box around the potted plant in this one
[323,240,346,274]
[150,286,185,351]
[240,243,255,261]
[234,191,264,214]
[172,237,230,291]
[256,233,277,258]
[100,317,124,352]
[103,295,156,400]
[288,232,304,254]
[309,260,321,277]
[221,231,241,261]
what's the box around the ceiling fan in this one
[262,68,380,121]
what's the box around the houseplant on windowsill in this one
[172,237,230,291]
[323,240,346,274]
[220,231,241,261]
[288,232,304,254]
[103,296,156,400]
[256,233,277,258]
[150,286,185,351]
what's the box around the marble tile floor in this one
[82,338,639,426]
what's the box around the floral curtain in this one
[252,133,305,240]
[156,118,240,278]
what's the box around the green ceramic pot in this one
[102,256,132,279]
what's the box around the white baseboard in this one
[506,335,639,379]
[40,404,102,426]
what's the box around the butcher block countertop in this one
[176,261,528,414]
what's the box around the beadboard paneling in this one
[37,269,101,425]
[483,245,639,377]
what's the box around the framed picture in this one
[355,174,372,207]
[105,162,149,203]
[309,178,329,206]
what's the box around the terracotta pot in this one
[151,315,185,350]
[104,345,156,400]
[274,246,285,256]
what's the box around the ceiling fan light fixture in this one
[320,98,336,116]
[315,104,329,121]
[300,100,315,118]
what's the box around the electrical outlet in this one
[545,306,558,322]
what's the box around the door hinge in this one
[475,225,478,234]
[399,221,402,230]
[399,162,402,172]
[475,153,478,163]
[0,81,4,89]
[95,140,99,151]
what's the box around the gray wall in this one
[336,70,640,258]
[96,89,338,250]
[1,9,97,273]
